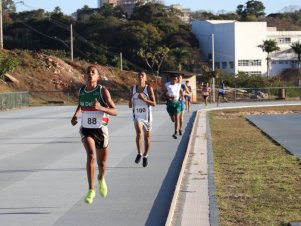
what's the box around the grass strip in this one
[209,106,301,226]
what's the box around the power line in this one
[17,21,91,58]
[12,2,147,70]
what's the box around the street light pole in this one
[70,24,73,61]
[0,0,3,49]
[211,33,215,103]
[120,52,123,71]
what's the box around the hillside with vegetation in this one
[1,0,301,105]
[3,1,201,74]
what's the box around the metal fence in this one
[195,86,301,103]
[2,87,300,109]
[0,92,29,111]
[29,90,75,105]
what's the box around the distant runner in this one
[202,82,211,109]
[71,65,117,204]
[163,74,182,139]
[178,75,186,136]
[184,80,192,112]
[129,72,156,167]
[217,80,227,106]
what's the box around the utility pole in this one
[120,52,123,71]
[0,0,3,49]
[211,33,215,103]
[70,24,73,61]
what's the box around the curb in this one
[165,111,200,226]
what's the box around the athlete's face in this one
[86,67,99,83]
[171,76,178,84]
[178,75,182,83]
[138,72,146,83]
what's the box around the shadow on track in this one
[145,111,196,226]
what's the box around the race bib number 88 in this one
[82,111,103,128]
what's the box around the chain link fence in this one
[0,92,29,111]
[194,86,301,103]
[1,86,300,110]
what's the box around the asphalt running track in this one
[0,104,198,226]
[1,101,300,226]
[246,114,301,160]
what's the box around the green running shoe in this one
[84,189,96,204]
[98,178,108,197]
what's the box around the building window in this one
[222,62,227,69]
[238,59,262,66]
[278,37,291,44]
[238,60,247,66]
[215,62,220,69]
[247,71,261,76]
[229,61,234,68]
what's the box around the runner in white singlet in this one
[129,72,156,167]
[163,75,183,139]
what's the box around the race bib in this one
[82,111,103,128]
[134,107,147,118]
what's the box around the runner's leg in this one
[83,137,96,190]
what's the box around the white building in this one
[192,20,301,76]
[98,0,164,16]
[170,4,191,23]
[98,0,118,8]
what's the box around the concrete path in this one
[167,100,301,226]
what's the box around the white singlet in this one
[165,82,181,100]
[131,85,152,130]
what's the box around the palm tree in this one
[291,41,301,76]
[258,39,280,77]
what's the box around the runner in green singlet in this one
[71,65,117,204]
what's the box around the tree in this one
[52,7,62,14]
[172,47,190,71]
[3,0,16,13]
[236,0,265,20]
[137,45,169,75]
[131,3,168,23]
[82,5,90,10]
[100,3,124,18]
[120,21,161,56]
[245,0,265,17]
[137,45,169,102]
[258,39,280,77]
[291,41,301,76]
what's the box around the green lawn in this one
[209,106,301,226]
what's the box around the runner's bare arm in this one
[93,87,117,116]
[71,104,81,126]
[144,85,156,106]
[129,86,133,108]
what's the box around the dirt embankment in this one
[0,50,160,104]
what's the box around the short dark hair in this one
[86,65,99,75]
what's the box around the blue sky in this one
[16,0,301,15]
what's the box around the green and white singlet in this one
[79,84,109,128]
